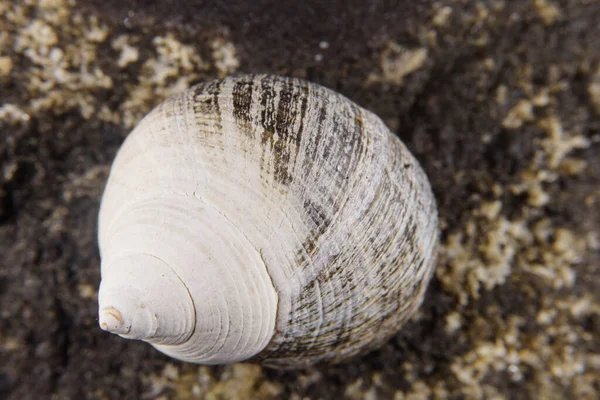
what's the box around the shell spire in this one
[98,253,196,345]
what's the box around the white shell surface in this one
[98,74,438,367]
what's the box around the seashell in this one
[97,74,438,368]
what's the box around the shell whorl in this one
[98,74,438,368]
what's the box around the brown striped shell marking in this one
[97,74,438,368]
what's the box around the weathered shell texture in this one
[98,74,438,368]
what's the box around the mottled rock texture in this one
[0,0,598,399]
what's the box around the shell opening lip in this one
[99,306,131,335]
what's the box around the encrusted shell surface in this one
[98,74,438,368]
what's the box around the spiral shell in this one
[98,74,438,368]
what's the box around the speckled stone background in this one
[1,0,599,399]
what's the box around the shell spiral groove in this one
[98,74,439,368]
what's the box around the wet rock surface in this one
[1,0,598,399]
